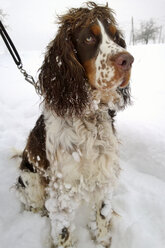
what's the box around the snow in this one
[72,152,81,162]
[0,44,165,247]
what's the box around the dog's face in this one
[38,3,134,116]
[73,19,134,103]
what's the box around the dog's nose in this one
[114,53,134,71]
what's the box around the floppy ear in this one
[38,26,89,117]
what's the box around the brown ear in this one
[38,26,89,117]
[115,30,126,48]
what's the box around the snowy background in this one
[1,0,165,51]
[0,1,165,248]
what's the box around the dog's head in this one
[38,2,134,116]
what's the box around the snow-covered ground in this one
[0,44,165,248]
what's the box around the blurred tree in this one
[0,9,6,22]
[0,9,7,53]
[135,19,159,44]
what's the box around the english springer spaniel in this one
[15,2,134,247]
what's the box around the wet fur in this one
[15,2,132,247]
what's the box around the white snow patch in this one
[37,155,40,161]
[72,151,80,162]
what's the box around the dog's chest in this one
[44,111,119,192]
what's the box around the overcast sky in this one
[1,0,165,51]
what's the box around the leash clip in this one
[18,64,36,86]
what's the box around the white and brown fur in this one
[15,2,134,247]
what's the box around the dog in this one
[15,2,134,247]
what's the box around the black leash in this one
[0,20,38,89]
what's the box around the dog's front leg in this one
[45,178,79,248]
[89,193,113,247]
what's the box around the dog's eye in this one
[85,35,96,44]
[109,25,117,37]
